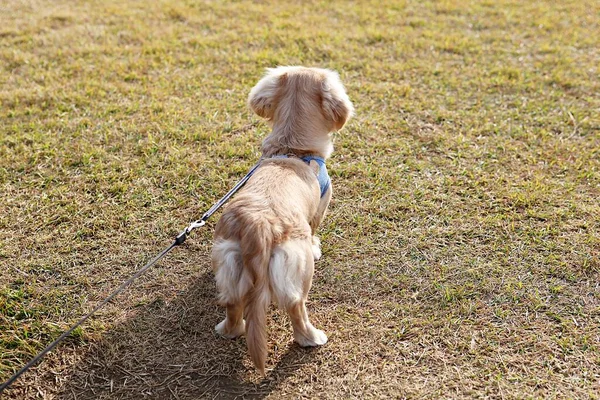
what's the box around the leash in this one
[0,159,263,394]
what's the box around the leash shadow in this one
[58,268,318,399]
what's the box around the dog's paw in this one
[295,328,328,347]
[311,236,322,261]
[215,318,246,339]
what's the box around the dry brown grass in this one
[1,0,599,398]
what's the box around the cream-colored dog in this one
[211,66,353,374]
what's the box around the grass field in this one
[1,0,599,398]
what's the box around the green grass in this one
[1,0,599,398]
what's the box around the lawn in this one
[1,0,599,398]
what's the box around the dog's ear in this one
[321,74,354,131]
[248,69,286,120]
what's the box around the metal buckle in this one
[185,219,206,235]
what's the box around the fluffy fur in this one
[211,66,353,374]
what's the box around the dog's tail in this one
[241,219,274,375]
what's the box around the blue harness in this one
[271,155,331,198]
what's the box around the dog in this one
[211,66,353,375]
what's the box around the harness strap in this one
[270,154,331,198]
[300,155,331,198]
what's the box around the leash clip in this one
[187,219,206,234]
[178,219,207,245]
[175,219,207,246]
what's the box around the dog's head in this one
[248,66,354,133]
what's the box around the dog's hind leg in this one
[216,302,246,339]
[288,300,328,347]
[212,240,250,339]
[270,239,328,346]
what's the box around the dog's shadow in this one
[59,268,320,399]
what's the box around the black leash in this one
[0,159,263,394]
